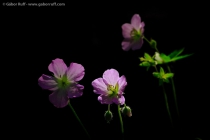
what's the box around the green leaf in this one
[144,53,153,61]
[170,54,193,61]
[160,53,171,63]
[150,39,157,49]
[139,62,150,67]
[164,73,174,79]
[153,72,160,78]
[139,57,145,61]
[168,48,185,59]
[159,67,165,76]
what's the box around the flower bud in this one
[121,106,132,117]
[150,39,157,49]
[154,52,163,64]
[104,110,113,123]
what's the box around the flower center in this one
[107,84,119,98]
[130,29,141,41]
[56,75,71,89]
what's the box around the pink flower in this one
[92,69,127,105]
[121,14,145,51]
[38,58,85,108]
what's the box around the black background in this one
[2,1,208,140]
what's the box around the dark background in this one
[2,1,208,140]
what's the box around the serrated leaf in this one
[170,53,193,61]
[168,48,185,59]
[174,48,185,57]
[164,73,174,79]
[160,53,171,63]
[153,72,160,78]
[139,62,150,67]
[168,50,179,59]
[144,53,153,61]
[159,67,165,76]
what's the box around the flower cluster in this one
[38,13,193,139]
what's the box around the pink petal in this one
[140,22,145,29]
[92,78,108,94]
[140,22,145,34]
[103,69,119,86]
[49,89,69,108]
[121,23,133,39]
[112,95,125,105]
[117,75,127,92]
[67,84,84,98]
[98,94,113,104]
[38,74,58,91]
[48,58,67,78]
[131,39,144,50]
[131,14,141,29]
[66,63,85,82]
[122,40,132,51]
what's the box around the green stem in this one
[162,83,173,127]
[154,65,173,126]
[118,105,124,140]
[167,65,180,118]
[108,104,110,111]
[154,65,158,72]
[68,102,91,139]
[143,36,150,44]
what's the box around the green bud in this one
[104,110,113,123]
[121,106,132,117]
[150,39,157,49]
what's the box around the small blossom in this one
[92,69,127,105]
[38,58,85,108]
[121,14,145,51]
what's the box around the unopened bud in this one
[121,106,132,117]
[104,110,113,123]
[154,52,163,64]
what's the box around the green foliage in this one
[152,67,174,85]
[153,48,193,65]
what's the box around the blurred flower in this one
[121,14,145,51]
[92,69,127,105]
[38,58,85,108]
